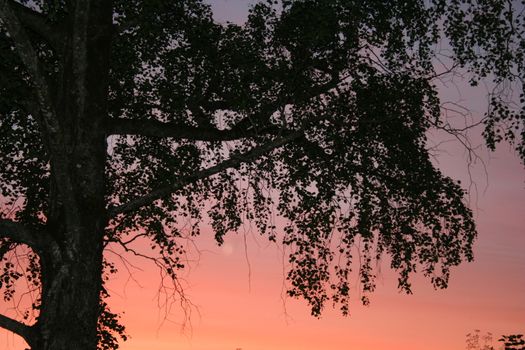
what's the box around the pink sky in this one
[99,142,524,350]
[2,115,523,350]
[1,2,524,350]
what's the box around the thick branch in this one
[108,72,344,142]
[0,0,56,122]
[106,78,339,141]
[109,130,303,217]
[0,313,34,343]
[5,0,61,49]
[229,74,342,132]
[0,219,51,254]
[0,0,81,225]
[106,118,281,141]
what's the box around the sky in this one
[1,1,524,350]
[98,146,525,350]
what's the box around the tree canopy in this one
[0,0,523,349]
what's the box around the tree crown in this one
[0,0,523,348]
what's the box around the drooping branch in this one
[4,0,62,49]
[0,313,35,344]
[109,130,303,217]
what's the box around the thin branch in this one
[118,232,149,246]
[113,240,197,333]
[0,313,34,344]
[430,62,461,79]
[109,130,303,217]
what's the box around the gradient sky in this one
[1,1,524,350]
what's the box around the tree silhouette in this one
[466,331,525,350]
[499,335,525,350]
[0,0,524,349]
[466,330,496,350]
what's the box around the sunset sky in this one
[1,1,524,350]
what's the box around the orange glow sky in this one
[98,146,525,350]
[1,2,524,350]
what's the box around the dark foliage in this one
[0,0,523,349]
[500,334,525,350]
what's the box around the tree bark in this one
[22,1,113,348]
[32,232,104,350]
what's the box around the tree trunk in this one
[31,129,108,350]
[27,1,114,347]
[1,1,113,348]
[32,234,104,350]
